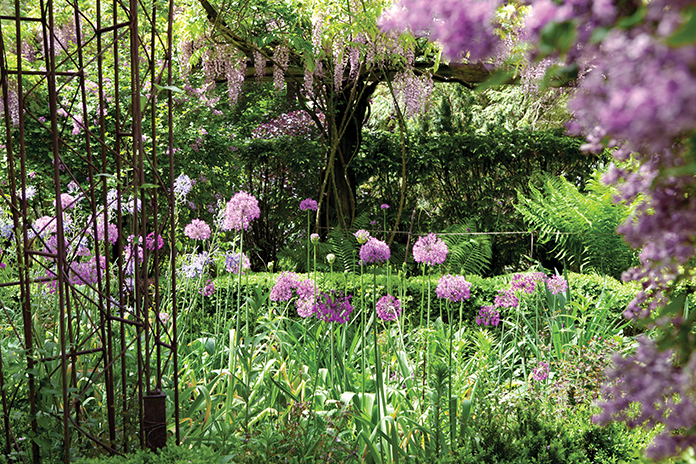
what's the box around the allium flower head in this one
[436,274,472,302]
[494,289,519,309]
[354,229,370,244]
[376,294,402,322]
[181,252,210,278]
[296,297,316,318]
[270,271,299,301]
[326,253,336,264]
[380,203,389,210]
[184,219,211,240]
[225,251,250,274]
[310,233,320,244]
[300,198,318,211]
[199,279,215,296]
[546,275,569,295]
[94,218,118,245]
[510,272,547,294]
[146,232,164,251]
[412,233,448,266]
[359,237,391,265]
[476,305,500,326]
[532,361,549,382]
[33,216,58,237]
[315,290,353,324]
[223,191,260,231]
[54,193,78,210]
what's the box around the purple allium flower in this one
[310,233,320,244]
[295,297,316,318]
[146,232,164,251]
[67,180,79,193]
[476,305,500,326]
[354,229,370,244]
[173,173,193,200]
[184,219,211,240]
[94,219,118,245]
[494,289,519,309]
[412,233,448,266]
[546,275,569,295]
[33,216,58,237]
[380,203,389,210]
[300,198,318,211]
[270,271,300,301]
[199,279,215,296]
[222,191,260,231]
[295,278,316,300]
[54,193,78,210]
[376,294,402,322]
[224,251,250,274]
[510,272,547,294]
[315,290,354,324]
[435,274,472,303]
[125,244,144,275]
[359,237,391,265]
[532,361,549,382]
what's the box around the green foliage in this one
[516,174,638,279]
[72,444,220,464]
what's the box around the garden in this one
[2,0,696,463]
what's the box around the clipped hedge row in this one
[177,271,641,335]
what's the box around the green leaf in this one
[617,6,647,30]
[668,5,696,47]
[153,83,184,93]
[139,182,159,190]
[474,70,515,92]
[539,21,577,55]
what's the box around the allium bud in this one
[310,233,320,244]
[326,253,336,264]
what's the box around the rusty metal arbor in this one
[0,0,179,461]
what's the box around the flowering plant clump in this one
[435,274,472,302]
[145,233,164,251]
[184,219,211,240]
[412,233,448,265]
[223,191,260,231]
[224,251,250,274]
[314,290,354,324]
[546,275,569,296]
[359,237,390,265]
[476,305,500,327]
[300,198,318,211]
[354,229,370,244]
[269,272,317,318]
[376,294,402,322]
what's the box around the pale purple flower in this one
[94,219,118,245]
[181,252,210,278]
[376,294,402,322]
[270,272,299,301]
[381,204,389,209]
[199,279,215,296]
[354,229,371,244]
[33,216,58,237]
[435,274,472,303]
[310,233,320,244]
[224,251,250,274]
[494,289,519,309]
[173,174,193,200]
[510,272,547,294]
[546,275,568,295]
[295,297,316,318]
[295,278,316,300]
[412,233,448,266]
[300,198,318,211]
[532,361,549,382]
[184,219,211,240]
[359,237,391,265]
[222,191,260,231]
[54,193,78,210]
[476,305,500,326]
[146,232,164,251]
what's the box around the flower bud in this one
[326,253,336,264]
[310,233,320,244]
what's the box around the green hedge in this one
[176,271,640,336]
